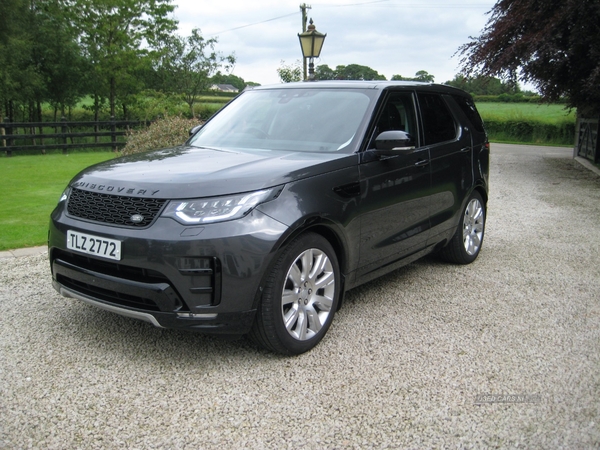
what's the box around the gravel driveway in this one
[1,144,599,448]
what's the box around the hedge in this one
[483,119,575,146]
[471,94,571,104]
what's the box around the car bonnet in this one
[68,145,357,199]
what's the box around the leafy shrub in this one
[473,94,544,103]
[195,103,226,120]
[126,90,190,121]
[121,115,202,156]
[483,118,575,145]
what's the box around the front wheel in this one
[250,233,340,355]
[439,191,486,264]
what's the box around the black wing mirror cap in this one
[374,130,415,155]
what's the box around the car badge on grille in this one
[130,214,144,224]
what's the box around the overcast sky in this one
[173,0,496,85]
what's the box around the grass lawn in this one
[0,152,116,251]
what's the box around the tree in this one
[32,0,87,119]
[458,0,600,112]
[156,29,235,117]
[0,0,82,121]
[391,71,435,83]
[313,64,386,81]
[0,0,42,120]
[0,0,20,45]
[414,70,435,83]
[445,75,520,96]
[334,64,386,81]
[277,60,303,83]
[69,0,178,118]
[314,64,336,80]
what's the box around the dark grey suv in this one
[49,81,489,354]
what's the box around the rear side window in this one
[453,95,485,133]
[417,93,457,145]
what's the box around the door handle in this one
[415,159,429,167]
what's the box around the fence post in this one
[595,116,600,164]
[110,116,118,152]
[61,116,68,154]
[3,117,12,157]
[574,117,581,159]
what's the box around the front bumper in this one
[49,205,288,335]
[54,282,257,334]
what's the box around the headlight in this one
[161,189,275,224]
[58,187,70,203]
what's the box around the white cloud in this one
[172,0,495,85]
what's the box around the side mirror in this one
[374,130,415,155]
[189,124,204,136]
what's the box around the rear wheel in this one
[250,233,340,355]
[440,191,485,264]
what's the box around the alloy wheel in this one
[281,248,336,341]
[463,198,485,256]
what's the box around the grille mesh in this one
[67,188,167,227]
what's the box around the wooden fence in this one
[0,117,150,156]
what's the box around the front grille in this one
[67,188,167,227]
[57,274,162,311]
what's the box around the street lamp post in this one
[298,18,326,81]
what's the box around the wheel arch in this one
[251,217,350,311]
[278,217,350,275]
[473,183,488,207]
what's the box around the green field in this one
[476,102,575,146]
[476,102,575,123]
[0,153,116,251]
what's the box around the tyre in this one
[250,233,340,355]
[439,191,485,264]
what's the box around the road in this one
[1,144,599,448]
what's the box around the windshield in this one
[189,88,374,153]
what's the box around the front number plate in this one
[67,230,121,261]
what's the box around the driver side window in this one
[375,92,418,146]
